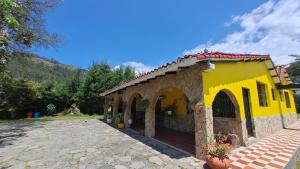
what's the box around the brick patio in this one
[230,121,300,169]
[154,127,195,155]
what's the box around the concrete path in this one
[0,120,205,169]
[230,121,300,169]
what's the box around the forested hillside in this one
[6,52,85,83]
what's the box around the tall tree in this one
[123,66,135,80]
[0,0,61,72]
[287,54,300,83]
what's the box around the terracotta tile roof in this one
[195,52,270,60]
[100,52,272,96]
[276,65,292,84]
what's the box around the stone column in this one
[145,98,155,137]
[194,103,214,160]
[112,98,119,123]
[124,99,131,128]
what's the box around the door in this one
[242,88,254,137]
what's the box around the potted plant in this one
[203,141,232,169]
[116,113,125,129]
[128,118,133,126]
[106,113,112,124]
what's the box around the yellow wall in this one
[202,62,296,119]
[160,88,187,116]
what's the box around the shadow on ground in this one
[100,120,194,160]
[0,121,46,148]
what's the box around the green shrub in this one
[46,104,56,115]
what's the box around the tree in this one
[123,66,135,80]
[0,79,37,119]
[0,0,61,50]
[287,54,300,83]
[79,62,135,114]
[0,0,61,73]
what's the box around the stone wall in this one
[282,113,298,128]
[253,115,283,139]
[213,117,247,146]
[253,113,297,139]
[160,113,194,133]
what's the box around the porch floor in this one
[230,121,300,169]
[154,127,195,155]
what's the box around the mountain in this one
[6,52,86,83]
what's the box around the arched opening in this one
[212,90,243,146]
[130,94,146,133]
[154,87,195,155]
[116,98,125,124]
[118,98,124,113]
[212,91,236,118]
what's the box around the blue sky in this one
[34,0,300,72]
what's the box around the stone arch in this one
[211,89,245,146]
[127,93,147,133]
[150,86,194,132]
[212,89,240,119]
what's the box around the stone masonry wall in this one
[253,113,297,139]
[253,115,283,139]
[161,113,194,133]
[282,113,298,128]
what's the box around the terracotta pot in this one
[205,155,231,169]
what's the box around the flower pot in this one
[205,155,231,169]
[117,123,125,129]
[107,118,112,124]
[128,119,133,125]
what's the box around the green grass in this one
[297,160,300,169]
[298,113,300,119]
[0,112,103,124]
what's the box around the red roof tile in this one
[195,52,270,61]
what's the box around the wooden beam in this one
[155,74,166,78]
[165,71,177,75]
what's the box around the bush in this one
[46,104,56,115]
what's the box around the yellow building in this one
[101,52,298,159]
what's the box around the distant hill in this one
[6,52,86,83]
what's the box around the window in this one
[212,91,236,118]
[257,82,268,107]
[284,92,291,108]
[271,89,276,100]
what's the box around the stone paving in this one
[0,120,205,169]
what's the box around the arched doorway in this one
[212,90,244,146]
[130,94,146,133]
[154,87,195,155]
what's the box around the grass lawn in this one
[298,113,300,119]
[0,112,103,124]
[297,160,300,169]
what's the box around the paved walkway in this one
[0,120,205,169]
[230,121,300,169]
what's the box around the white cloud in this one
[184,0,300,65]
[115,61,155,75]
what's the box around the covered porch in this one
[101,55,248,159]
